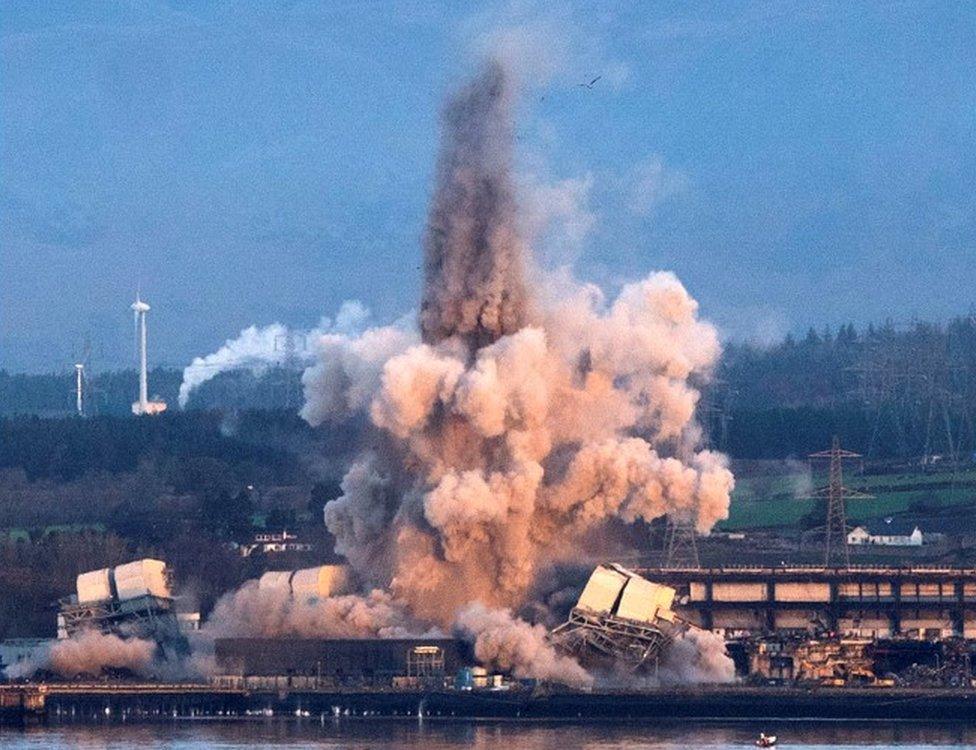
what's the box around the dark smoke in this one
[420,60,529,349]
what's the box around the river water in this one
[4,720,976,748]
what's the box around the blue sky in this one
[2,1,974,372]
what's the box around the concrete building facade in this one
[641,566,976,640]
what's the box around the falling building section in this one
[58,559,185,652]
[551,564,688,672]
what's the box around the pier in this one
[22,683,976,722]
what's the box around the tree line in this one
[708,315,976,459]
[5,313,976,460]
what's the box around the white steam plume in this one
[178,301,370,408]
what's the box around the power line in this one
[805,436,874,568]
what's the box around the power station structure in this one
[257,565,351,600]
[214,566,472,690]
[57,559,185,652]
[551,564,689,672]
[213,638,472,691]
[643,565,976,640]
[130,296,167,416]
[214,564,696,690]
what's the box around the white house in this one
[240,530,314,557]
[848,519,924,547]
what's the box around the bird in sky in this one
[577,75,601,89]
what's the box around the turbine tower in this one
[130,295,167,416]
[74,363,85,416]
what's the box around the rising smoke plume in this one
[178,301,371,408]
[658,628,737,685]
[420,60,529,349]
[208,58,734,687]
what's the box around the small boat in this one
[755,733,777,747]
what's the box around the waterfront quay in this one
[8,684,976,722]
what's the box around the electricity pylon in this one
[806,436,873,568]
[663,516,700,569]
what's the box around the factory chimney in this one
[130,296,167,416]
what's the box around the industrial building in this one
[58,559,185,650]
[552,564,690,672]
[642,565,976,640]
[212,567,455,691]
[744,635,976,687]
[257,564,350,599]
[212,638,472,690]
[749,638,876,684]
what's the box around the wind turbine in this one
[130,295,167,416]
[74,363,85,416]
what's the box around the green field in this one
[719,468,976,531]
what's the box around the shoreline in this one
[21,685,976,723]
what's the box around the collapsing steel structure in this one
[551,564,687,672]
[57,559,187,654]
[58,594,184,645]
